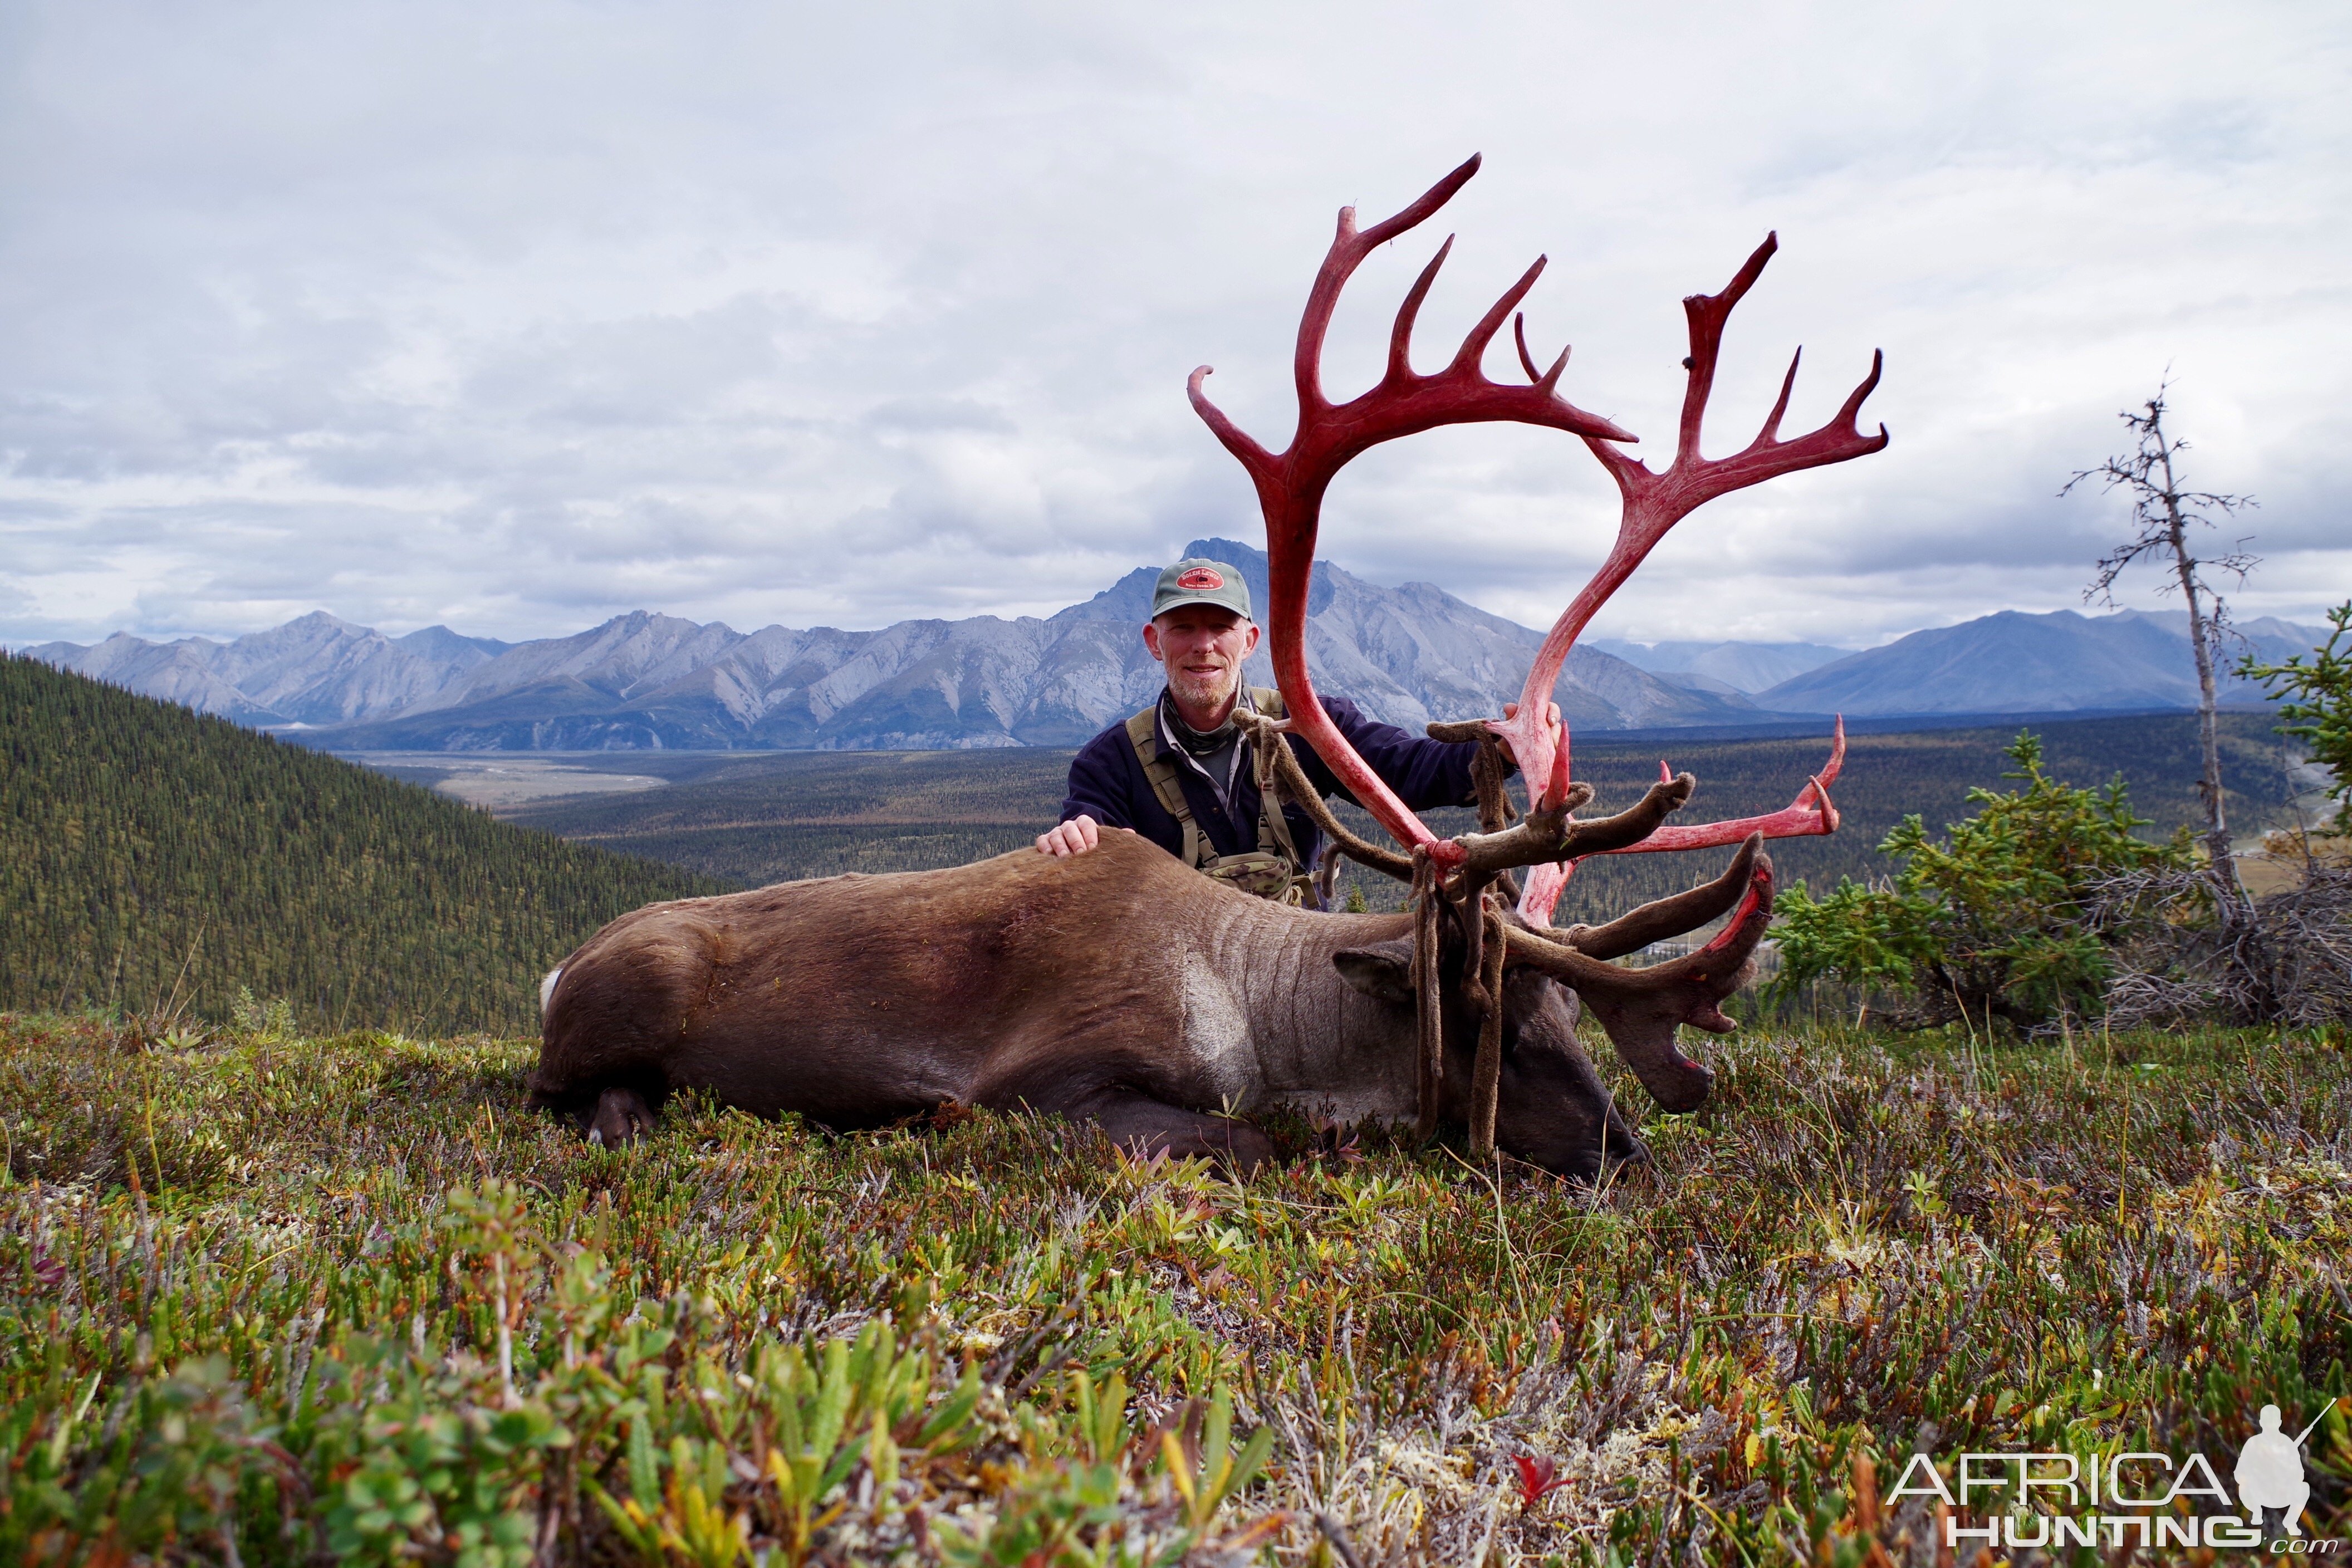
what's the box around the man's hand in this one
[1036,815,1102,857]
[1494,700,1564,769]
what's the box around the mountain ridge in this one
[26,557,2328,749]
[27,540,1753,749]
[1757,607,2317,716]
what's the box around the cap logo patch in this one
[1175,566,1224,591]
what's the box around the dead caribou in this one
[530,156,1885,1175]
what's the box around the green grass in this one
[0,654,725,1035]
[4,1010,2345,1563]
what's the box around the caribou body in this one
[530,829,1775,1179]
[532,156,1879,1175]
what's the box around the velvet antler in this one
[1189,158,1881,916]
[1188,154,1630,862]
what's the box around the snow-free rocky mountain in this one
[24,540,1753,750]
[28,550,2326,749]
[1753,609,2322,717]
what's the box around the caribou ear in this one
[1334,939,1417,1004]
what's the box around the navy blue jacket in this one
[1059,692,1488,871]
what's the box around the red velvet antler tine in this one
[1758,347,1801,445]
[1355,153,1484,251]
[1832,349,1886,441]
[1449,256,1549,376]
[1296,155,1484,410]
[1386,237,1454,384]
[1601,717,1845,856]
[1677,232,1778,464]
[1512,313,1571,395]
[1186,366,1276,482]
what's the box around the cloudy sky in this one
[3,1,2346,651]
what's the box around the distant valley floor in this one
[347,710,2311,928]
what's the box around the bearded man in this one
[1035,555,1553,905]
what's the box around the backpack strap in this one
[1244,687,1304,866]
[1128,688,1311,894]
[1125,705,1207,869]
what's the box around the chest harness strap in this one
[1124,688,1313,904]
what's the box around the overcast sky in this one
[3,1,2346,651]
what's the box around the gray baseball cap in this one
[1150,557,1253,621]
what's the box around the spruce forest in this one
[0,654,723,1036]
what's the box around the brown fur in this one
[532,831,1649,1178]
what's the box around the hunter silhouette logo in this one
[1175,566,1224,591]
[2239,1403,2326,1537]
[1886,1398,2342,1552]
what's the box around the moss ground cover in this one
[3,1011,2347,1564]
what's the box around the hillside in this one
[1758,607,2322,716]
[498,710,2298,924]
[0,654,724,1035]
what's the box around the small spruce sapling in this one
[1772,732,2191,1031]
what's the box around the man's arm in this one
[1296,696,1560,812]
[1040,730,1138,857]
[1301,695,1483,810]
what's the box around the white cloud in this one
[2,0,2347,649]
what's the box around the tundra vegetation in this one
[3,1007,2346,1564]
[1770,732,2196,1032]
[1773,727,2352,1035]
[2245,601,2352,836]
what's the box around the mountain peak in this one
[31,573,2329,748]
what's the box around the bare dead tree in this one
[2064,383,2258,928]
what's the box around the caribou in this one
[530,155,1885,1177]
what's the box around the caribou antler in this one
[1505,840,1777,1111]
[1194,159,1883,1129]
[1189,153,1630,863]
[1189,156,1882,914]
[1598,718,1844,858]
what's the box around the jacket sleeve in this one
[1061,727,1141,829]
[1291,695,1491,812]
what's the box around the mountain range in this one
[1750,609,2319,716]
[1590,638,1849,697]
[24,539,1753,750]
[24,542,2326,750]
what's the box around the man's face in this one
[1143,605,1260,715]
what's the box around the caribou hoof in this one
[587,1086,658,1146]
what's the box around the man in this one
[1036,555,1552,904]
